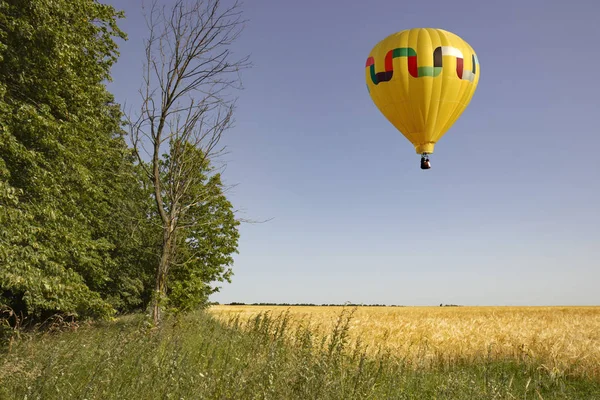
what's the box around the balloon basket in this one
[420,154,431,170]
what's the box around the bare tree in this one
[127,0,250,324]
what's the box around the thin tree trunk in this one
[152,227,175,325]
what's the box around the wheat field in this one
[210,305,600,381]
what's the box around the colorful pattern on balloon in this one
[365,46,478,85]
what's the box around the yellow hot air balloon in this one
[365,28,480,169]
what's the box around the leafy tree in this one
[0,0,138,320]
[164,145,240,313]
[97,160,160,315]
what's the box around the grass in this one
[0,308,598,399]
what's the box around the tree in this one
[0,0,146,321]
[128,0,250,324]
[165,144,240,313]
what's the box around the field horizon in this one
[215,302,599,307]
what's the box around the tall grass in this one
[1,309,599,399]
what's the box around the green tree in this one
[164,145,240,313]
[0,0,139,320]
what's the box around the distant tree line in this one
[0,0,242,326]
[219,303,464,307]
[223,302,408,307]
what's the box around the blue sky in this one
[104,0,599,306]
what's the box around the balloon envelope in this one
[365,28,480,155]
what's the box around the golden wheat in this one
[210,305,600,380]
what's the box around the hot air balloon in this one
[365,28,480,169]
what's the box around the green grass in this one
[1,309,599,399]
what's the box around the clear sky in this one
[104,0,599,306]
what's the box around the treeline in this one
[0,0,240,325]
[223,303,407,307]
[221,303,464,307]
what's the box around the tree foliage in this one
[0,0,243,324]
[0,0,131,320]
[164,145,240,313]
